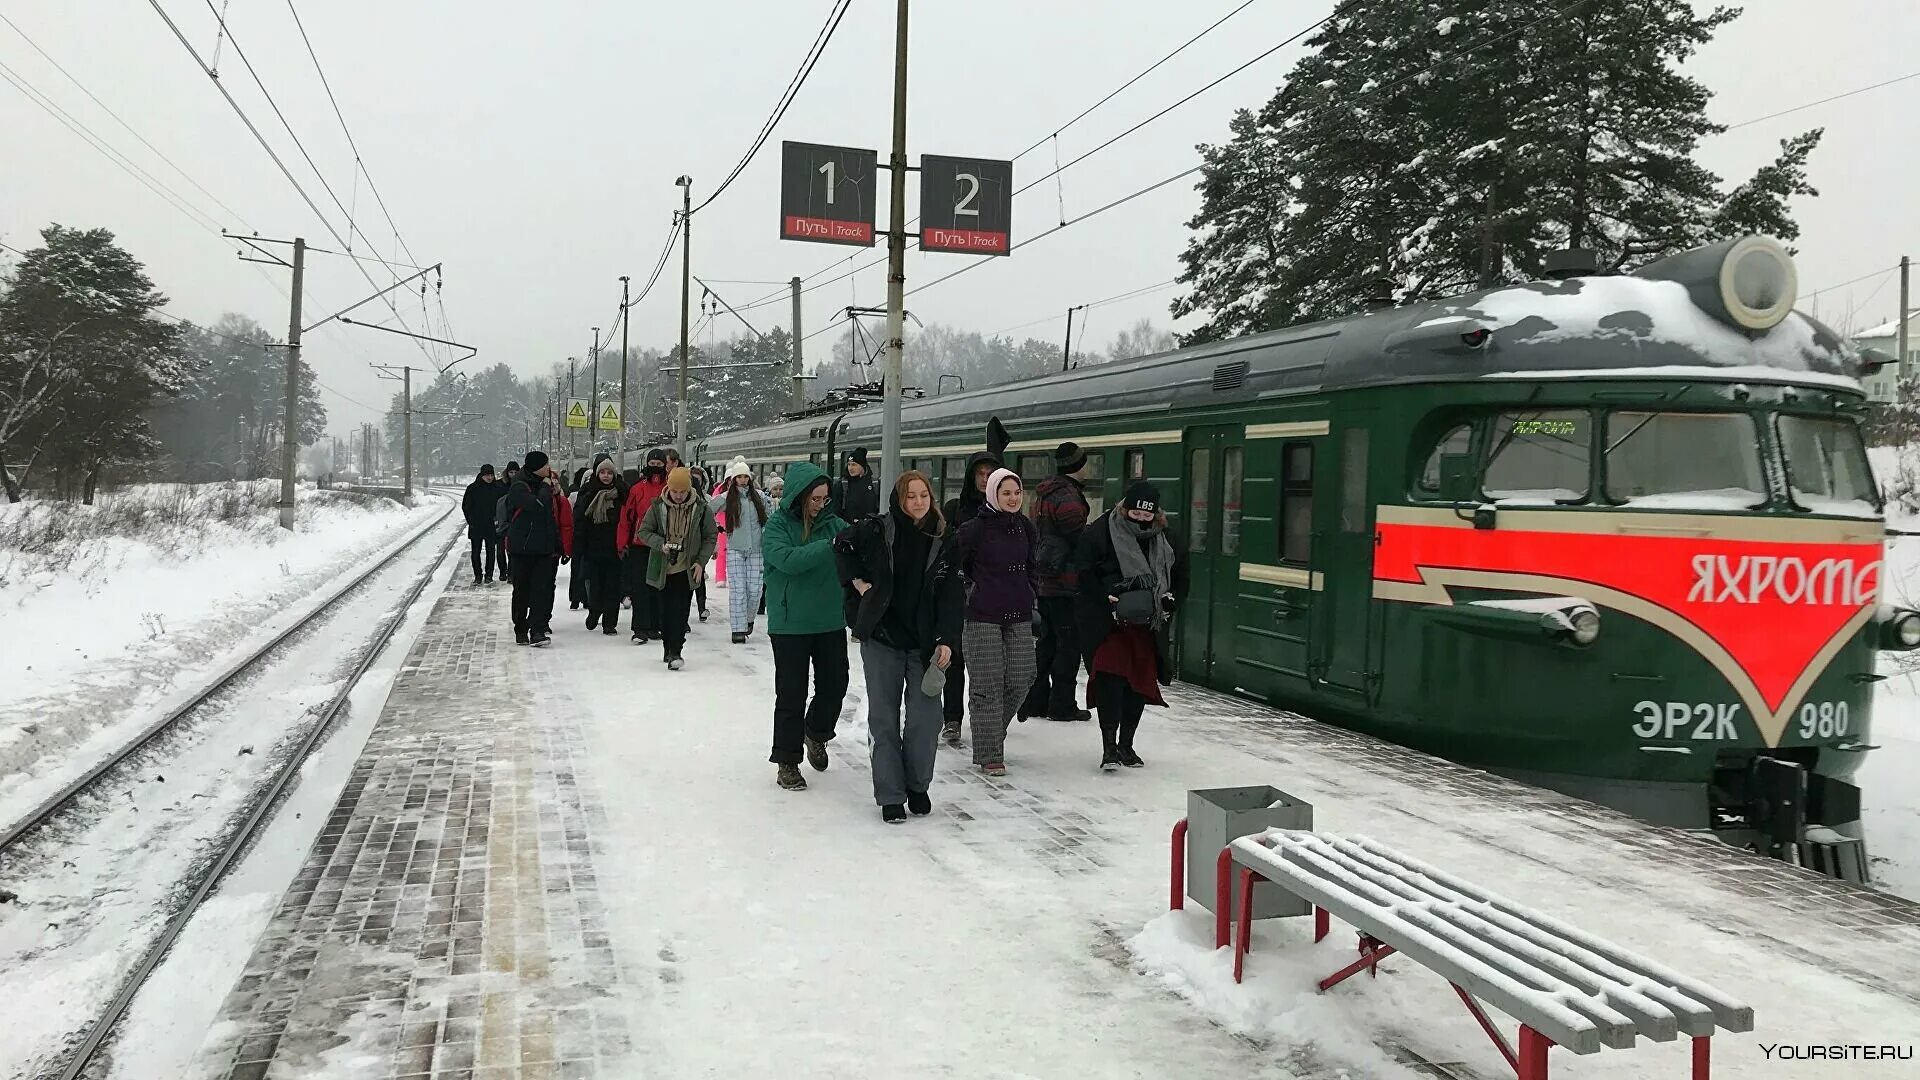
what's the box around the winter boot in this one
[1099,718,1121,772]
[881,804,906,824]
[777,764,807,791]
[586,612,599,630]
[515,627,529,646]
[1118,716,1143,767]
[805,736,829,772]
[631,629,648,645]
[602,623,618,636]
[530,631,551,648]
[731,632,747,644]
[667,655,684,671]
[907,791,932,817]
[941,718,962,747]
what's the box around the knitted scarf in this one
[663,492,698,575]
[1108,511,1175,626]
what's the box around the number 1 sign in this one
[780,141,878,247]
[919,155,1012,256]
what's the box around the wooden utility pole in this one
[278,238,305,529]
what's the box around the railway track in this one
[1,503,462,1080]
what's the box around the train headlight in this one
[1892,611,1920,650]
[1718,235,1797,331]
[1569,608,1601,645]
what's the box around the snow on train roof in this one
[704,272,1864,453]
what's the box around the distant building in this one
[1853,313,1919,403]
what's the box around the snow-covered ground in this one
[0,512,461,1080]
[0,483,444,827]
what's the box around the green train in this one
[700,236,1917,880]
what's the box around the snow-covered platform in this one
[188,573,1920,1079]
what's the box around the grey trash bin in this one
[1186,785,1313,921]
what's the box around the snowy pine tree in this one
[1174,0,1823,343]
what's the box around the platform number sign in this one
[919,155,1012,256]
[780,141,878,247]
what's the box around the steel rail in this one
[50,511,464,1080]
[0,501,454,857]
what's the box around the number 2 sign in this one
[920,155,1012,256]
[780,141,878,247]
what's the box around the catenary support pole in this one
[879,0,910,494]
[278,237,305,529]
[589,328,601,464]
[677,177,693,458]
[1899,254,1911,384]
[402,365,413,498]
[567,358,577,478]
[619,275,631,467]
[791,275,805,409]
[1061,305,1075,372]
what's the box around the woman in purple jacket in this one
[956,467,1039,775]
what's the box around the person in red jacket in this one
[617,448,671,644]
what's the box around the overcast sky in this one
[4,0,1916,438]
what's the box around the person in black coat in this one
[935,448,1001,744]
[462,464,501,585]
[495,462,519,575]
[567,465,593,609]
[1073,481,1190,771]
[571,454,629,635]
[835,470,963,823]
[835,446,882,522]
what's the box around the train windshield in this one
[1603,412,1766,510]
[1483,410,1589,503]
[1776,415,1880,516]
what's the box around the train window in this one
[1018,453,1051,517]
[913,458,936,481]
[1085,451,1107,517]
[1483,410,1589,503]
[1775,415,1879,514]
[1126,448,1145,480]
[1222,447,1244,556]
[943,456,966,508]
[1188,448,1211,552]
[1279,442,1313,564]
[1417,424,1474,495]
[1605,412,1765,509]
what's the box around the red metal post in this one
[1215,846,1234,949]
[1451,984,1519,1074]
[1314,905,1329,943]
[1518,1026,1551,1080]
[1170,819,1189,911]
[1233,867,1257,983]
[1693,1036,1709,1079]
[1317,941,1399,991]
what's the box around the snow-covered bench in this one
[1206,829,1752,1079]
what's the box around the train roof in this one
[703,258,1868,455]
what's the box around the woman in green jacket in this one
[762,461,850,791]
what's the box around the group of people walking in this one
[766,441,1190,824]
[463,438,1190,823]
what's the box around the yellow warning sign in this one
[597,402,622,431]
[564,399,589,429]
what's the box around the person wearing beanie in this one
[955,467,1039,776]
[762,461,852,791]
[636,465,718,669]
[1022,442,1095,723]
[711,458,771,643]
[1072,480,1189,771]
[835,446,881,523]
[504,450,574,646]
[617,448,671,644]
[937,448,1001,746]
[462,463,502,586]
[571,454,629,635]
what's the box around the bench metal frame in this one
[1168,821,1751,1080]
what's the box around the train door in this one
[1178,424,1244,687]
[1311,416,1376,696]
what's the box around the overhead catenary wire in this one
[689,0,852,216]
[1721,69,1920,132]
[146,0,441,368]
[983,278,1183,338]
[0,11,253,229]
[0,58,227,236]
